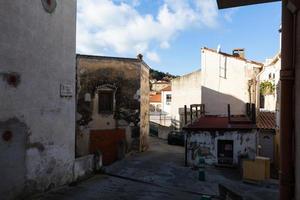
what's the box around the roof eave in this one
[217,0,280,9]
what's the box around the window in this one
[98,90,114,113]
[166,94,171,105]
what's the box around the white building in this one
[160,85,172,116]
[0,1,77,199]
[257,53,281,112]
[171,48,262,128]
[201,47,262,115]
[171,70,202,128]
[149,86,172,127]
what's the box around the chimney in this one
[232,48,245,58]
[137,54,143,60]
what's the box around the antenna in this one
[217,44,221,53]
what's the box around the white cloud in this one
[195,0,218,27]
[76,0,220,57]
[223,8,239,23]
[146,51,161,63]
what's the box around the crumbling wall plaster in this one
[187,130,257,166]
[0,1,76,198]
[76,56,147,155]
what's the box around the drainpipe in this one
[280,1,297,199]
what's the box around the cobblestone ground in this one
[33,137,278,200]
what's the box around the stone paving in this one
[33,137,278,200]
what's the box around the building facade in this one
[201,47,262,115]
[184,116,257,166]
[76,55,150,164]
[171,48,262,128]
[171,70,202,128]
[0,1,77,199]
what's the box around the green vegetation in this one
[260,81,275,95]
[150,68,177,81]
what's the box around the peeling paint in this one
[187,130,257,166]
[27,142,45,152]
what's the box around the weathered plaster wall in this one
[0,1,76,199]
[171,70,202,128]
[139,63,150,151]
[76,56,149,155]
[187,130,257,166]
[201,48,261,115]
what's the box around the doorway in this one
[217,140,234,165]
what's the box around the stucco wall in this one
[187,130,257,166]
[171,70,202,128]
[201,48,261,115]
[76,56,149,154]
[0,1,76,199]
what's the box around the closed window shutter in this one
[98,91,113,113]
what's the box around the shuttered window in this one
[98,91,114,113]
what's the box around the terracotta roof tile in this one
[184,115,256,131]
[257,111,276,129]
[161,85,171,91]
[149,93,161,103]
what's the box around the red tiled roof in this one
[183,115,256,131]
[257,112,276,129]
[149,93,161,103]
[161,85,171,91]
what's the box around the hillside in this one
[150,68,177,81]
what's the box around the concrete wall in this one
[76,56,149,154]
[0,1,76,199]
[150,113,171,127]
[186,130,257,166]
[171,70,202,128]
[201,48,261,115]
[73,155,95,181]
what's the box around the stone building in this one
[0,1,76,199]
[76,54,150,165]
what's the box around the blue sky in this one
[76,0,281,76]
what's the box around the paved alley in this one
[33,137,278,200]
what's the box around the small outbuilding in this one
[183,105,258,167]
